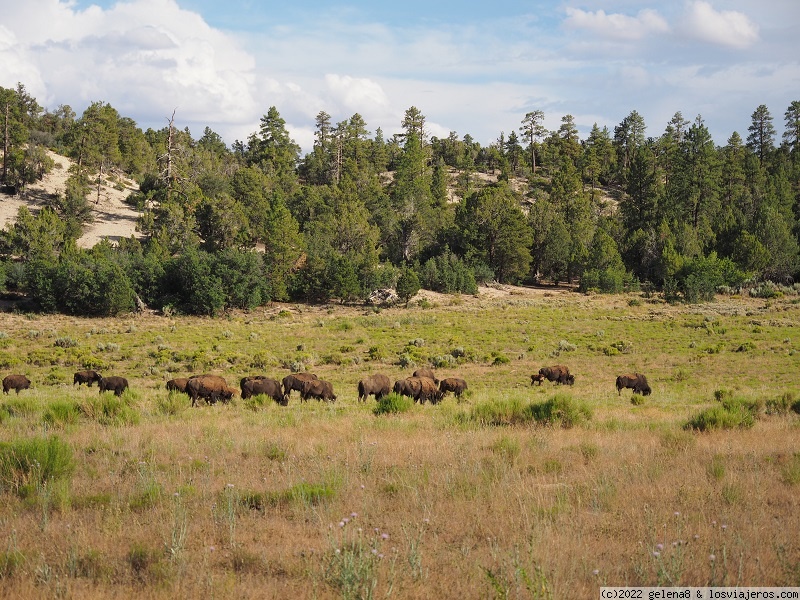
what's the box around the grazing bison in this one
[300,378,337,403]
[538,365,575,385]
[241,377,285,405]
[438,377,468,400]
[3,374,31,395]
[616,373,651,396]
[282,373,318,402]
[74,370,103,387]
[98,376,128,396]
[240,375,269,387]
[186,375,236,406]
[357,373,391,402]
[530,373,545,386]
[394,376,439,404]
[412,368,439,385]
[166,378,190,393]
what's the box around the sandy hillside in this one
[0,150,142,248]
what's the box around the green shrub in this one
[79,394,140,426]
[766,392,796,416]
[155,392,188,416]
[529,395,592,428]
[0,435,75,497]
[266,481,337,507]
[373,392,413,416]
[685,397,760,431]
[42,400,81,427]
[459,397,535,427]
[0,549,25,579]
[1,397,38,419]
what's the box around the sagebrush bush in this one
[0,435,74,497]
[79,394,140,426]
[685,397,760,431]
[373,392,413,415]
[529,394,592,428]
[42,400,81,427]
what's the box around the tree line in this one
[1,83,799,315]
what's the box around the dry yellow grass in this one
[0,290,798,598]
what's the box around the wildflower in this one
[674,511,680,517]
[351,512,358,519]
[335,549,341,554]
[656,543,664,551]
[592,569,600,576]
[343,518,350,524]
[381,533,389,540]
[721,524,727,531]
[360,484,365,489]
[209,546,215,552]
[371,549,378,555]
[423,518,430,524]
[378,553,384,559]
[709,554,716,561]
[339,521,345,528]
[226,483,234,488]
[693,534,699,540]
[174,492,180,497]
[652,551,660,558]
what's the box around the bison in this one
[412,368,439,385]
[538,365,575,385]
[438,377,468,401]
[241,377,285,405]
[186,375,236,406]
[282,373,318,402]
[3,374,31,395]
[166,378,190,393]
[530,373,545,386]
[300,378,336,403]
[394,376,439,404]
[357,373,391,402]
[74,370,103,387]
[98,376,128,396]
[616,373,651,396]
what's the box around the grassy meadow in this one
[0,287,798,599]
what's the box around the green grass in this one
[0,435,74,498]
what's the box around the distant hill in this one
[0,150,142,248]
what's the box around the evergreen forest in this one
[2,83,800,316]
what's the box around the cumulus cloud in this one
[678,1,759,49]
[563,7,669,41]
[0,0,259,136]
[325,74,391,115]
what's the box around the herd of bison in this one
[0,365,652,404]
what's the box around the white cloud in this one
[563,7,669,41]
[0,0,258,136]
[325,74,391,115]
[678,1,759,49]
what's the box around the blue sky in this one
[1,1,798,154]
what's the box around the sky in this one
[1,0,798,155]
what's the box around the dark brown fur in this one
[300,379,336,402]
[3,374,31,394]
[98,376,128,396]
[616,373,651,396]
[241,377,285,405]
[438,377,468,400]
[186,375,235,406]
[282,373,318,402]
[166,378,189,393]
[74,370,103,387]
[538,365,575,385]
[357,373,391,402]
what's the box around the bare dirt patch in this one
[0,150,142,248]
